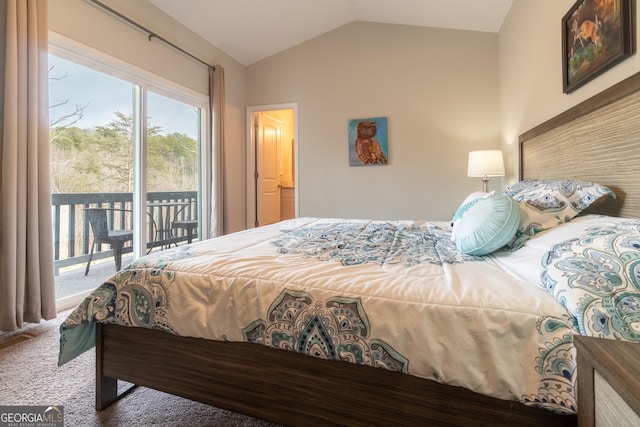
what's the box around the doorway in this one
[246,104,298,228]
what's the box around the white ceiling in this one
[149,0,514,66]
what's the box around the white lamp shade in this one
[467,150,505,177]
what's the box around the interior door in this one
[256,113,281,226]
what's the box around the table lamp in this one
[467,150,505,192]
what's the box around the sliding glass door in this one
[49,48,205,308]
[146,91,200,252]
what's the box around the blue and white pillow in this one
[504,179,615,249]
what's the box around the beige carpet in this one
[0,311,281,427]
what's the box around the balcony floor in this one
[55,254,135,309]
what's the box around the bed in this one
[58,71,640,426]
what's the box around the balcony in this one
[53,191,198,307]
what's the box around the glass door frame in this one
[49,32,209,276]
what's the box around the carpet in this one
[0,311,281,427]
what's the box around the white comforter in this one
[59,217,581,414]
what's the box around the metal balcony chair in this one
[85,207,134,275]
[171,219,198,244]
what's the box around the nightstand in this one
[574,336,640,426]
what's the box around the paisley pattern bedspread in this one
[58,217,579,415]
[542,221,640,341]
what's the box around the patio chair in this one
[171,219,198,244]
[85,207,134,275]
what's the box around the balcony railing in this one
[52,191,198,275]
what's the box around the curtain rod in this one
[86,0,213,70]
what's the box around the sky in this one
[48,54,199,138]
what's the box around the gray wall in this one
[247,22,501,221]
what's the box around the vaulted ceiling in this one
[149,0,514,65]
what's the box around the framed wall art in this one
[348,117,388,166]
[562,0,634,94]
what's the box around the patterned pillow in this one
[454,194,520,256]
[503,179,615,249]
[541,224,640,341]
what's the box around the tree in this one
[51,111,199,194]
[147,132,198,190]
[93,112,135,192]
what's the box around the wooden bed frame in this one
[95,324,572,426]
[95,71,640,426]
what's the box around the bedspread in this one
[59,217,578,414]
[542,220,640,341]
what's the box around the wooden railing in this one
[51,191,198,275]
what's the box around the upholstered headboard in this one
[519,72,640,219]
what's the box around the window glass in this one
[49,51,203,308]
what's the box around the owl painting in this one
[348,117,388,166]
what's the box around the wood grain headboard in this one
[519,72,640,219]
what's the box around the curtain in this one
[207,65,225,238]
[1,0,56,331]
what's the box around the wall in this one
[48,0,247,234]
[499,0,640,185]
[246,21,501,221]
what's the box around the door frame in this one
[245,103,299,229]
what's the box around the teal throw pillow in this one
[454,195,520,256]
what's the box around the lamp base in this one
[482,177,489,193]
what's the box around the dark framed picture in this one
[562,0,634,94]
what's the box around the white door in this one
[256,113,281,226]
